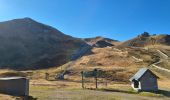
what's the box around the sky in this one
[0,0,170,41]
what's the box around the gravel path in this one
[30,89,170,100]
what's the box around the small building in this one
[0,77,29,96]
[130,68,159,91]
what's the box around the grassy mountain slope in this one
[84,36,120,48]
[119,32,170,48]
[53,38,170,82]
[0,18,88,69]
[0,18,169,83]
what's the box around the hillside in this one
[52,44,170,82]
[119,32,170,48]
[0,30,170,99]
[0,18,169,82]
[0,18,89,69]
[84,36,120,48]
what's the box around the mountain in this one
[55,32,170,82]
[119,32,170,48]
[84,36,119,48]
[0,18,88,69]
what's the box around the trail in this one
[157,50,169,60]
[148,50,170,73]
[152,64,170,73]
[131,49,170,73]
[132,56,143,62]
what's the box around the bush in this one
[141,32,150,37]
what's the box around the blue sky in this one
[0,0,170,41]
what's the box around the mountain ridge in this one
[0,18,89,69]
[0,18,170,70]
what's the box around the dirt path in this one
[157,50,169,60]
[30,89,170,100]
[132,56,143,62]
[152,64,170,73]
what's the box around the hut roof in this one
[0,77,26,80]
[129,68,158,81]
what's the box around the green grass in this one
[127,88,138,94]
[139,92,164,97]
[127,88,164,97]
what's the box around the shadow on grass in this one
[93,88,170,98]
[0,92,37,100]
[157,89,170,97]
[47,79,82,83]
[17,95,37,100]
[99,88,137,94]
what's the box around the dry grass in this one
[0,94,16,100]
[144,45,170,51]
[158,80,170,89]
[0,45,170,99]
[75,47,131,67]
[29,81,169,100]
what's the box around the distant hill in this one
[84,36,119,48]
[0,18,88,69]
[119,32,170,48]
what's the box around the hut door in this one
[134,80,139,88]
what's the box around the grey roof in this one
[129,68,157,81]
[0,77,26,80]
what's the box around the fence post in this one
[81,71,84,89]
[45,73,49,80]
[94,69,98,89]
[105,79,108,88]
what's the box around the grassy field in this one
[27,77,170,100]
[29,80,170,100]
[0,78,169,100]
[0,64,170,100]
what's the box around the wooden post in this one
[45,73,49,80]
[94,69,98,89]
[95,76,98,89]
[105,79,108,88]
[81,71,84,89]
